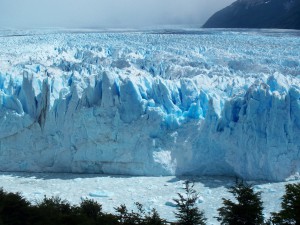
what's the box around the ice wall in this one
[0,29,299,181]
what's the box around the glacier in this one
[0,28,299,181]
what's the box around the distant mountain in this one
[203,0,300,29]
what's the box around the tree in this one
[173,180,207,225]
[270,183,300,225]
[35,196,76,225]
[80,199,119,225]
[115,202,166,225]
[216,180,264,225]
[144,208,166,225]
[0,188,32,225]
[80,199,103,220]
[115,203,140,225]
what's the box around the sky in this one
[0,0,235,28]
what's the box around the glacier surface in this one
[0,29,300,181]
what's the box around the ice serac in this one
[0,30,299,181]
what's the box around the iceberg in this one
[0,29,299,181]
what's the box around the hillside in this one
[203,0,300,29]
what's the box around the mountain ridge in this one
[203,0,300,29]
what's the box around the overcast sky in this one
[0,0,234,28]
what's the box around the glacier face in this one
[0,29,300,181]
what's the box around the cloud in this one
[0,0,235,28]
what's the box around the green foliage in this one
[35,196,81,225]
[79,198,119,225]
[144,208,166,225]
[115,203,141,225]
[80,199,103,219]
[0,188,32,225]
[270,183,300,225]
[0,189,119,225]
[216,180,264,225]
[115,202,166,225]
[173,180,207,225]
[37,196,73,214]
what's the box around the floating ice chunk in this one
[206,189,212,195]
[254,185,264,190]
[165,200,177,207]
[268,189,276,193]
[197,196,204,204]
[89,190,114,198]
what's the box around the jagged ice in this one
[0,29,299,181]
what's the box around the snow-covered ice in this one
[0,29,300,181]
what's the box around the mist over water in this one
[0,0,234,28]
